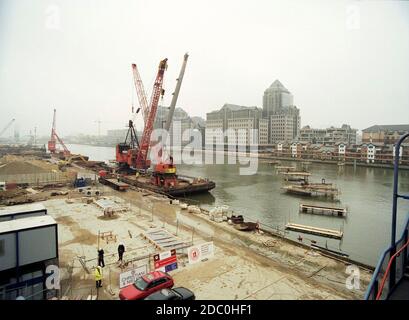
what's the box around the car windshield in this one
[134,277,149,291]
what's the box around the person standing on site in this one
[95,265,103,288]
[118,243,125,263]
[98,248,105,267]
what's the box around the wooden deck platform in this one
[285,223,343,239]
[299,204,347,217]
[282,171,311,176]
[282,185,339,199]
[276,166,296,174]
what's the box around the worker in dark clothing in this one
[98,248,105,267]
[118,243,125,262]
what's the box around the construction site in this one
[0,54,375,300]
[0,172,373,300]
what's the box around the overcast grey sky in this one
[0,0,408,137]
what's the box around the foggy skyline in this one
[0,0,408,137]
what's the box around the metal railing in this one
[365,133,409,300]
[365,216,409,299]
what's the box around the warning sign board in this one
[187,242,214,264]
[154,249,178,272]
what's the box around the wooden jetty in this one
[282,171,311,182]
[282,185,339,199]
[275,166,296,173]
[285,223,343,239]
[282,172,311,177]
[306,182,334,189]
[260,160,281,165]
[299,203,347,217]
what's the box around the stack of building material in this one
[94,198,129,215]
[141,228,189,251]
[187,205,201,214]
[209,206,232,223]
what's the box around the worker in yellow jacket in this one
[95,265,103,288]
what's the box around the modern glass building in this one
[262,80,294,119]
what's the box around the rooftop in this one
[264,79,291,93]
[363,124,409,133]
[0,203,46,217]
[0,215,56,234]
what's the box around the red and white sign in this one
[187,242,214,264]
[154,249,178,272]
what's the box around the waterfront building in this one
[338,143,346,160]
[362,124,409,145]
[154,106,205,146]
[262,80,293,118]
[259,119,269,146]
[206,104,267,146]
[263,80,301,144]
[300,124,357,145]
[270,106,301,143]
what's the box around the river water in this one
[67,144,409,266]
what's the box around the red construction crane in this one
[116,55,188,189]
[131,63,149,123]
[48,109,70,156]
[116,58,167,170]
[135,58,168,169]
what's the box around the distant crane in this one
[94,120,102,136]
[48,108,70,156]
[0,119,15,137]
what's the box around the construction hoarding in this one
[119,265,148,288]
[187,242,214,264]
[153,249,178,272]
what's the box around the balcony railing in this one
[365,133,409,300]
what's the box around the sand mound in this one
[0,161,49,175]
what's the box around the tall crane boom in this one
[164,53,189,132]
[48,108,70,156]
[48,109,57,152]
[132,63,149,123]
[135,58,168,169]
[0,119,15,137]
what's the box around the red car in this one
[119,271,174,300]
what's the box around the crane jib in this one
[135,58,168,169]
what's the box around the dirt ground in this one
[39,184,371,300]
